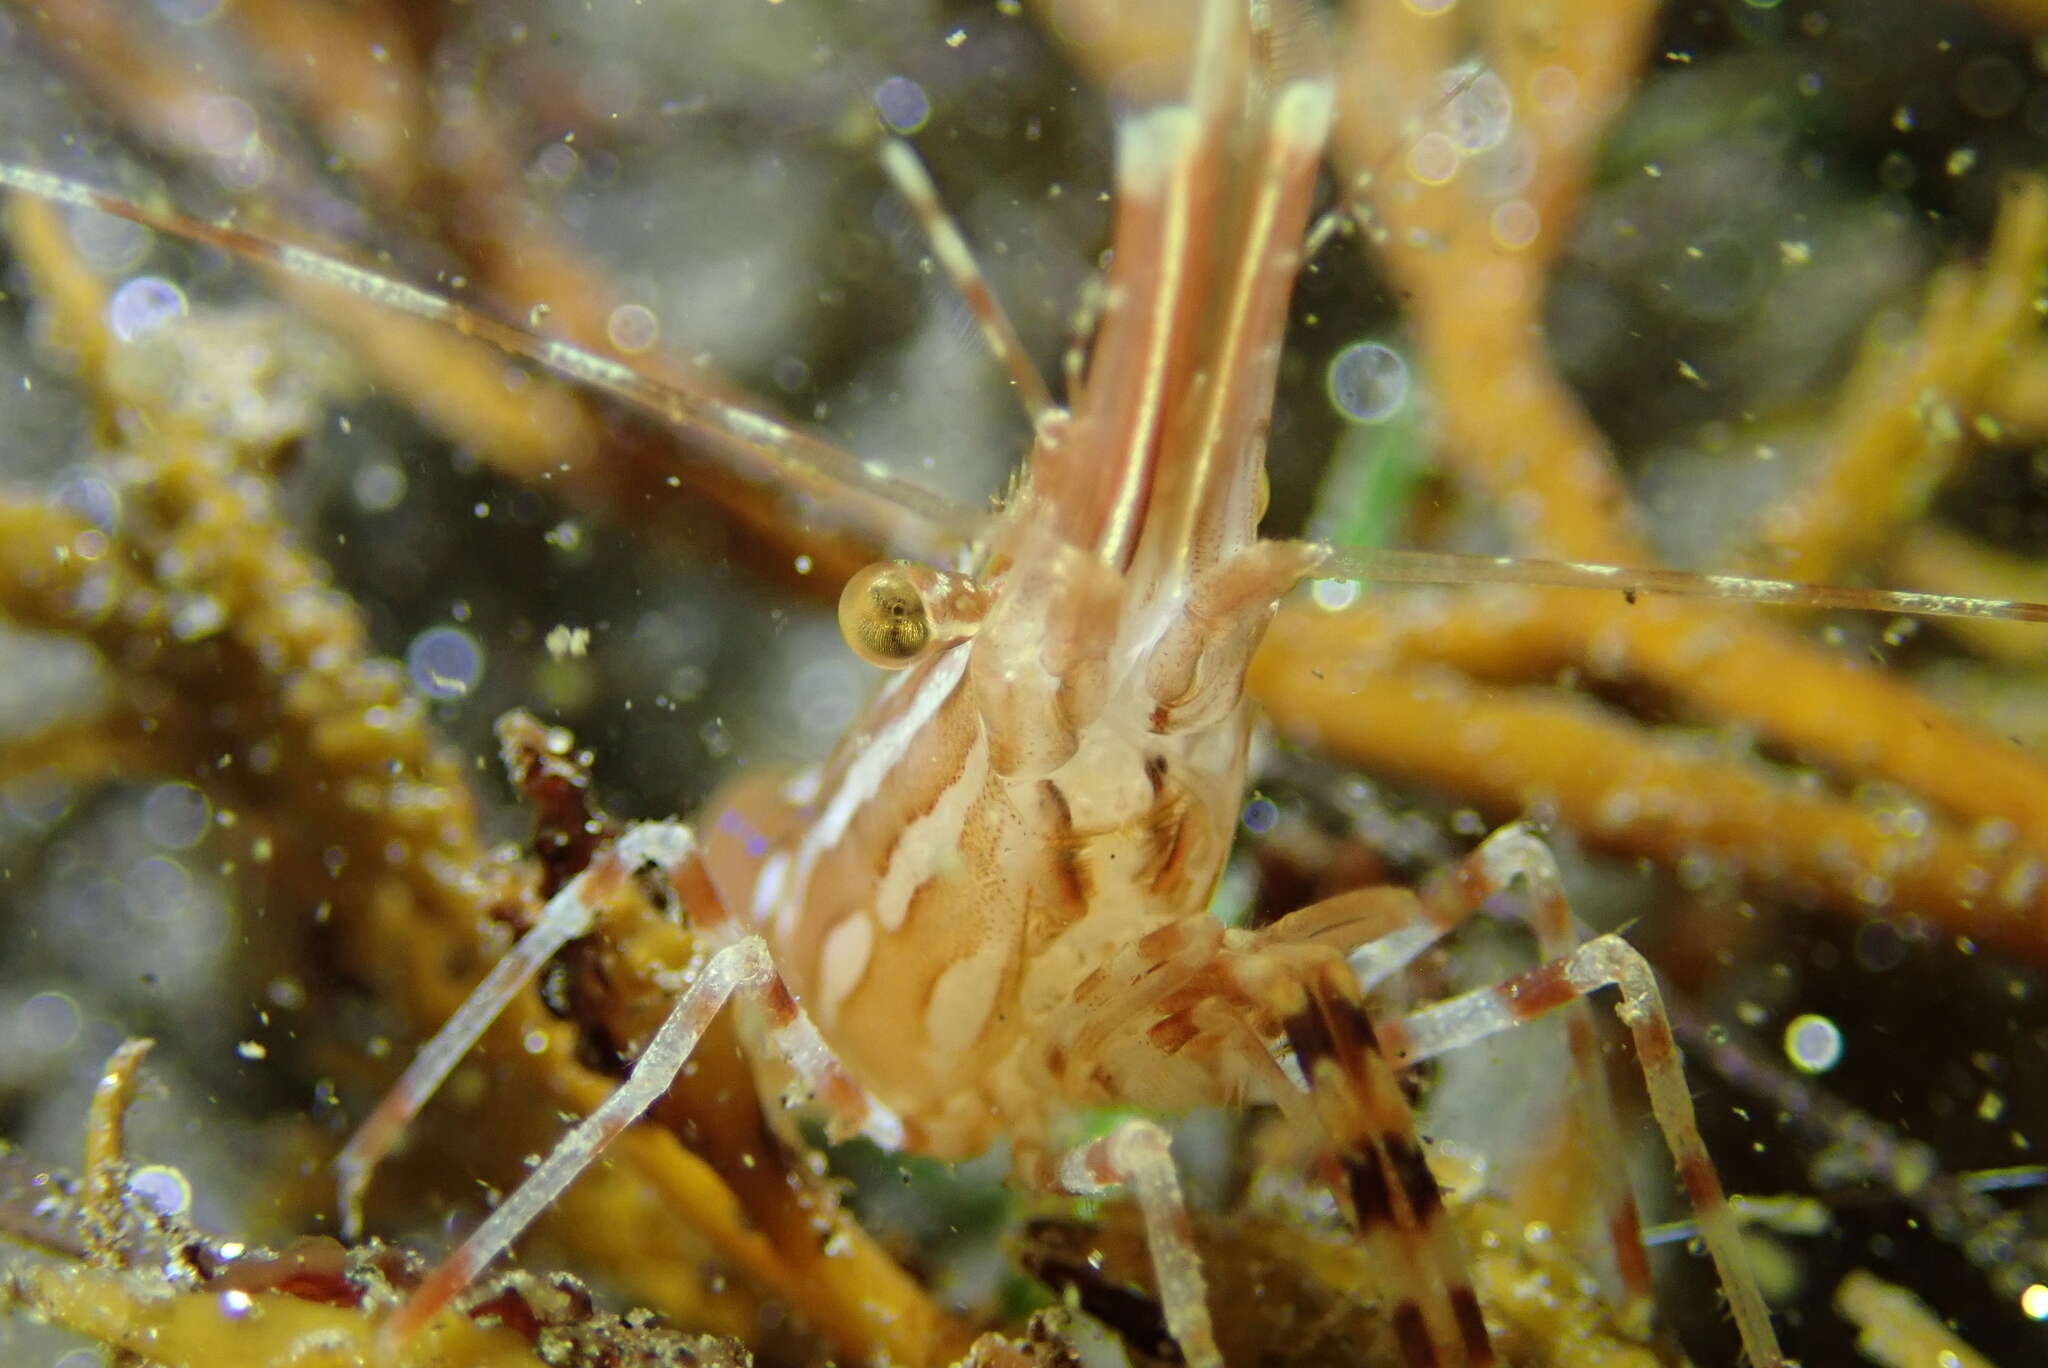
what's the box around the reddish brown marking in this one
[1679,1151,1726,1210]
[1146,1010,1200,1054]
[1636,1015,1677,1071]
[1143,752,1169,798]
[1391,1300,1440,1368]
[1321,978,1382,1052]
[1385,1135,1444,1224]
[759,975,799,1027]
[1038,779,1092,913]
[1045,1042,1067,1077]
[666,853,731,930]
[1281,1003,1337,1076]
[1449,1287,1493,1364]
[1137,921,1187,960]
[1343,1145,1395,1228]
[1610,1193,1653,1296]
[1147,810,1193,896]
[871,695,973,878]
[1376,1019,1414,1063]
[1497,961,1578,1020]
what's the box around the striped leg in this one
[1058,1119,1221,1368]
[1378,935,1787,1368]
[1258,953,1495,1368]
[1271,822,1654,1323]
[335,820,695,1239]
[377,929,905,1351]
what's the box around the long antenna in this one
[0,162,985,556]
[1316,545,2048,624]
[8,160,2048,628]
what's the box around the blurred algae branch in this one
[0,1,2046,1366]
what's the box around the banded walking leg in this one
[1377,934,1786,1368]
[376,932,904,1348]
[1272,822,1655,1319]
[1232,946,1494,1368]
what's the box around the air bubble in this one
[1406,131,1458,186]
[107,276,188,342]
[128,1164,192,1217]
[874,75,931,134]
[1242,796,1278,835]
[1312,578,1360,611]
[141,781,211,849]
[606,303,660,354]
[1783,1013,1843,1073]
[1960,56,2025,120]
[353,460,407,513]
[1490,200,1540,251]
[406,626,484,700]
[1443,67,1512,154]
[1327,342,1410,423]
[17,991,80,1053]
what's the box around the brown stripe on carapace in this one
[1144,752,1169,798]
[1137,920,1189,960]
[1384,1135,1444,1224]
[1498,961,1578,1020]
[1449,1287,1493,1364]
[1147,1009,1201,1055]
[1037,778,1093,911]
[868,679,975,879]
[1343,1145,1396,1228]
[1147,808,1194,896]
[1391,1300,1440,1368]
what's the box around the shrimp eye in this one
[839,562,935,669]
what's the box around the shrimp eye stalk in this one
[838,561,987,669]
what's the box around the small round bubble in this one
[1406,131,1459,186]
[406,626,484,700]
[18,991,80,1053]
[1327,342,1410,423]
[128,1164,193,1217]
[606,303,660,354]
[108,276,188,343]
[874,75,931,134]
[1444,67,1513,154]
[1783,1013,1843,1073]
[141,781,211,849]
[1242,796,1279,835]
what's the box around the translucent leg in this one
[378,933,905,1350]
[1058,1118,1221,1368]
[335,820,695,1238]
[1380,934,1787,1368]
